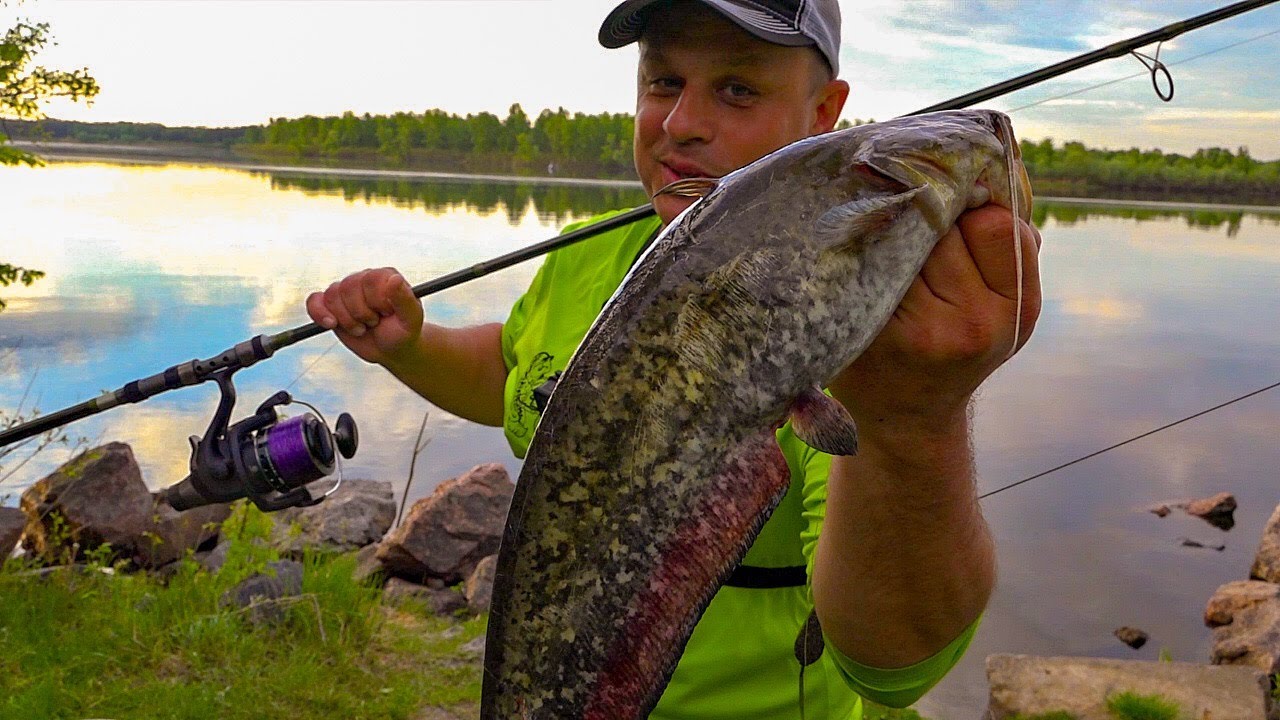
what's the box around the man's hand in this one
[828,204,1042,443]
[306,267,425,366]
[304,267,507,427]
[812,204,1042,670]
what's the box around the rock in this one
[0,506,24,560]
[1149,504,1171,518]
[351,542,387,586]
[1185,491,1237,517]
[133,495,231,568]
[383,577,469,616]
[985,654,1273,720]
[19,442,152,564]
[1182,491,1236,530]
[1251,502,1280,583]
[1205,580,1280,627]
[269,479,395,556]
[1179,537,1226,551]
[377,464,513,585]
[1113,626,1148,649]
[465,554,497,613]
[195,539,233,574]
[219,560,305,624]
[1207,591,1280,674]
[459,635,486,659]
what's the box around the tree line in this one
[1019,138,1280,202]
[7,110,1280,199]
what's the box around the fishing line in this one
[284,339,340,392]
[1006,27,1280,114]
[978,378,1280,500]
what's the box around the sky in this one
[10,0,1280,159]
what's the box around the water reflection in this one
[2,160,1280,717]
[262,172,649,226]
[1033,200,1280,238]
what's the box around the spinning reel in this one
[162,369,358,512]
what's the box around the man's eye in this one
[650,77,682,93]
[723,83,757,100]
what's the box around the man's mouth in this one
[659,159,716,187]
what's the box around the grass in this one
[0,502,484,720]
[1105,691,1181,720]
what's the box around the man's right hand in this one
[305,267,424,366]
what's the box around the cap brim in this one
[599,0,815,50]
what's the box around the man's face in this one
[634,2,845,225]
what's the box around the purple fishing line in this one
[265,415,326,486]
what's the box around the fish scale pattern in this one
[482,110,1031,720]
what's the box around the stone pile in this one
[368,463,513,616]
[1203,501,1280,678]
[4,442,508,624]
[986,495,1280,719]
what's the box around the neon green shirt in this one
[501,209,978,718]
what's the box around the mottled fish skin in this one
[482,110,1033,719]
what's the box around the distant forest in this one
[6,106,1279,200]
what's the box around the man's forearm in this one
[381,322,508,427]
[811,409,995,669]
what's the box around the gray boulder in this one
[383,577,469,616]
[985,654,1272,719]
[0,506,24,560]
[466,554,497,614]
[270,479,395,556]
[220,560,305,624]
[133,495,231,568]
[377,464,513,585]
[1251,502,1280,583]
[20,442,152,563]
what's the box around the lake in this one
[3,159,1279,716]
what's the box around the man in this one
[307,1,1042,717]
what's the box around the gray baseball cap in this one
[599,0,842,75]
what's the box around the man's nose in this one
[662,89,715,144]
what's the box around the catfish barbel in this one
[482,109,1033,719]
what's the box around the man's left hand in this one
[827,204,1042,447]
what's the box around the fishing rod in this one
[1,0,1275,509]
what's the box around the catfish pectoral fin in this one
[813,187,921,253]
[789,386,858,456]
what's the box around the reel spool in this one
[163,369,357,512]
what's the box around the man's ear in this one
[812,79,851,134]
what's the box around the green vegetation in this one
[1104,691,1181,720]
[0,10,99,167]
[0,502,484,719]
[2,4,99,308]
[1021,138,1280,203]
[0,262,42,311]
[11,106,1280,203]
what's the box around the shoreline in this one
[12,141,1280,213]
[10,141,644,190]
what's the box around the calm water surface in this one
[2,161,1279,716]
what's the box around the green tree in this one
[1,10,99,166]
[1,3,99,310]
